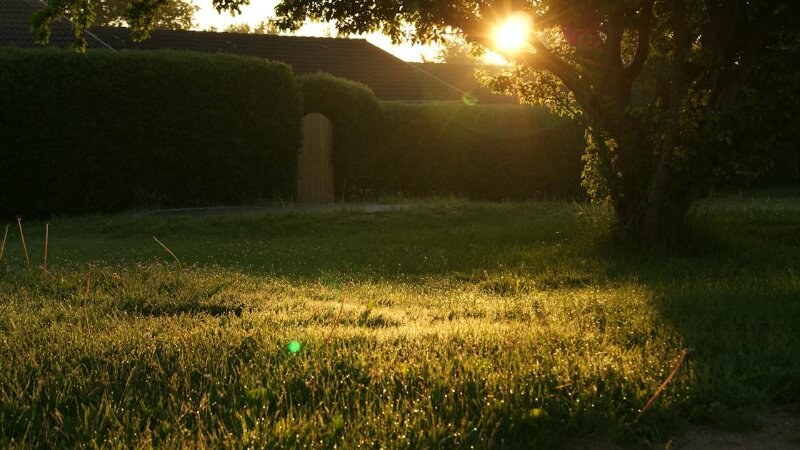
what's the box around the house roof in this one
[89,29,466,102]
[1,0,467,102]
[411,62,519,105]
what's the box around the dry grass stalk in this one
[16,217,31,272]
[0,224,9,261]
[43,222,49,273]
[636,348,690,422]
[327,283,349,344]
[84,272,91,307]
[153,236,182,272]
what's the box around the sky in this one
[191,0,441,62]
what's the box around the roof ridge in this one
[103,26,371,44]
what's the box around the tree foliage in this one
[32,0,230,49]
[713,31,800,186]
[93,0,197,30]
[431,37,483,64]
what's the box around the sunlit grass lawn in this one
[1,192,799,448]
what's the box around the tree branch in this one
[605,8,626,70]
[524,39,589,101]
[626,0,654,80]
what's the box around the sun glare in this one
[493,13,532,53]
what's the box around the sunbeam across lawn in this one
[0,194,799,448]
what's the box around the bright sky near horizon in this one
[191,0,441,62]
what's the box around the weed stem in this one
[636,348,690,422]
[43,222,49,273]
[153,236,182,272]
[328,283,349,344]
[17,217,31,272]
[84,272,91,306]
[0,224,8,261]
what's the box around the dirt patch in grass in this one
[564,406,800,449]
[670,406,800,450]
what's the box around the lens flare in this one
[287,340,302,354]
[493,14,532,53]
[462,92,478,106]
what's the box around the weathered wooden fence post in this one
[297,113,334,203]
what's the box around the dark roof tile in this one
[90,28,464,101]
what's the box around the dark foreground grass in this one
[1,192,799,448]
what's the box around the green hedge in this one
[298,73,383,196]
[0,49,302,218]
[300,74,584,200]
[373,102,584,200]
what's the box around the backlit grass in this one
[1,192,798,448]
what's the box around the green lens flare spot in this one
[287,340,302,354]
[462,92,478,106]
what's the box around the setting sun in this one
[492,13,532,53]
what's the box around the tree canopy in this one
[93,0,197,30]
[429,37,483,64]
[33,0,213,48]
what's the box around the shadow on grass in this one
[588,201,800,436]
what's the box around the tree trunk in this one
[641,0,687,244]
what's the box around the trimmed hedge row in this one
[0,49,302,217]
[3,50,584,218]
[374,102,585,200]
[300,75,584,200]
